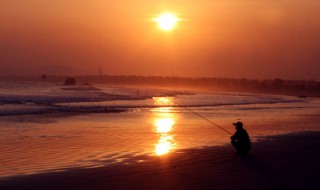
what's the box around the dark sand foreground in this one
[1,132,319,190]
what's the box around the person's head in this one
[233,122,243,130]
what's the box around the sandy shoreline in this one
[1,131,319,190]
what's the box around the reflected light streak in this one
[154,118,174,133]
[152,96,176,156]
[151,107,171,113]
[153,116,175,155]
[155,135,174,156]
[153,97,174,106]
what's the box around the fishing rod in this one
[175,102,233,135]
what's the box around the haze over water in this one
[1,0,320,79]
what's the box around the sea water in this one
[0,81,319,177]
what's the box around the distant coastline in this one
[1,75,320,98]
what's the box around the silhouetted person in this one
[231,122,251,154]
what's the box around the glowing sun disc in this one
[154,13,179,31]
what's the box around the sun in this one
[153,13,180,31]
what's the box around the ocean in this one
[0,81,319,177]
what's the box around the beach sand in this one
[1,131,319,190]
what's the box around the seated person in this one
[231,122,251,154]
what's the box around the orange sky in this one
[0,0,319,79]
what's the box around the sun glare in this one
[154,118,174,133]
[152,96,176,156]
[152,97,173,105]
[153,13,180,31]
[155,135,174,155]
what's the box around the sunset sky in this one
[1,0,319,79]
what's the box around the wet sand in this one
[1,131,319,190]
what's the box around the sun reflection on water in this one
[152,97,174,106]
[155,135,174,156]
[154,118,174,133]
[152,97,176,156]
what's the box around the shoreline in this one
[1,131,319,190]
[1,77,319,98]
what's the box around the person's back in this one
[231,122,251,154]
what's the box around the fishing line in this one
[175,102,233,135]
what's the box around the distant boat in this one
[64,77,76,85]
